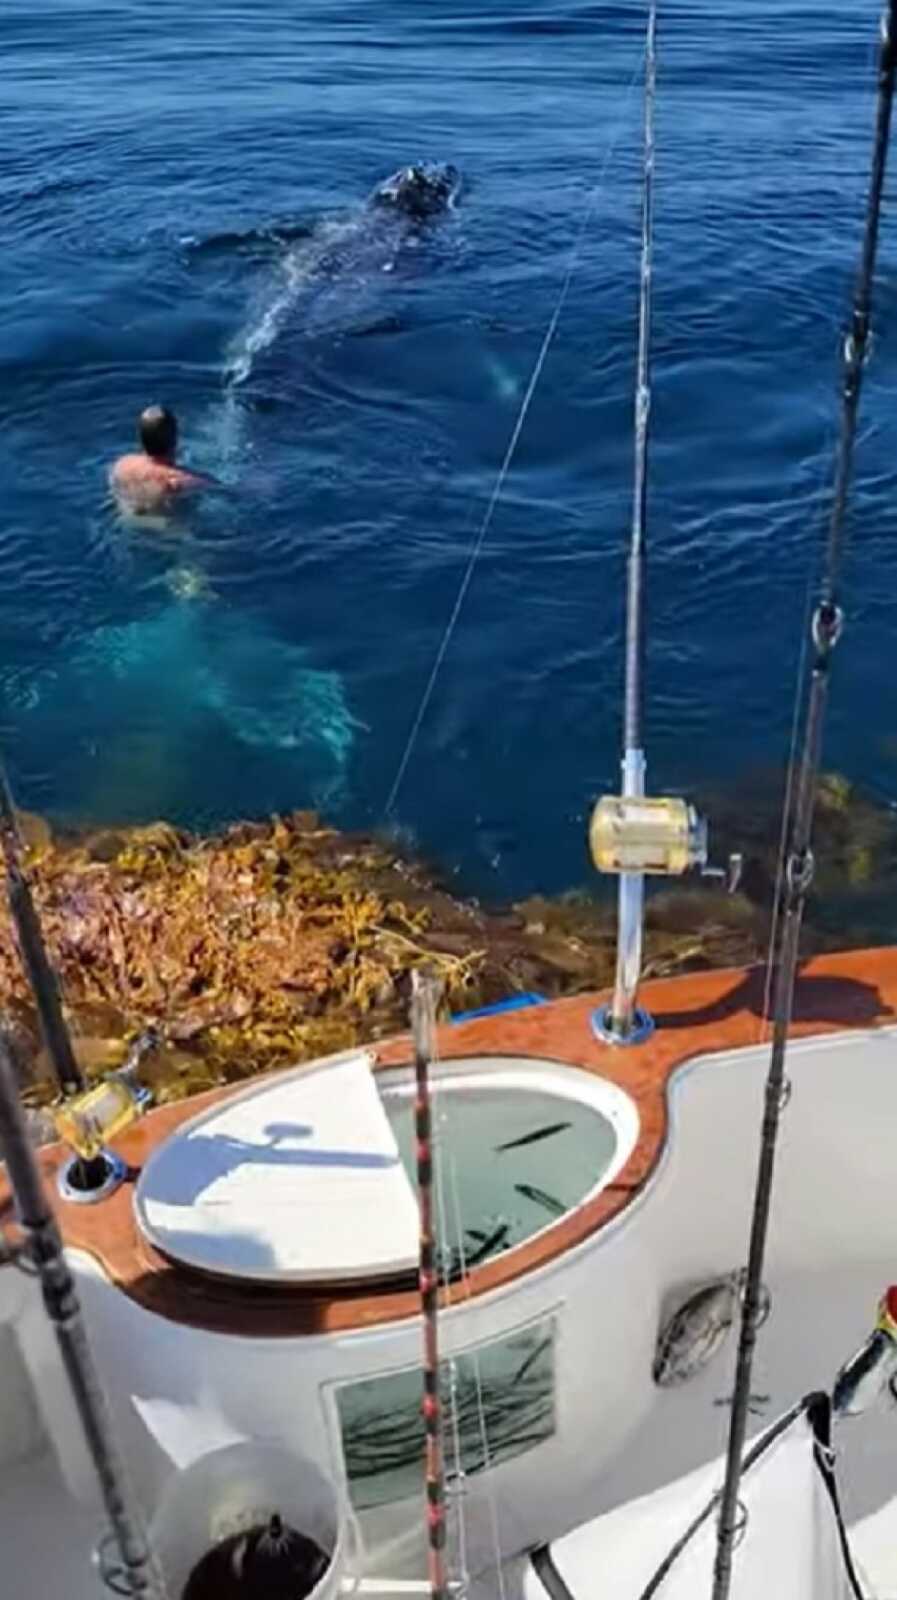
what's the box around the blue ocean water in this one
[3,1,896,899]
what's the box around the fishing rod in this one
[611,0,657,1040]
[0,763,116,1190]
[410,969,449,1600]
[0,1034,168,1599]
[590,0,733,1043]
[710,5,897,1596]
[0,763,84,1098]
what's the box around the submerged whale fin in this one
[180,218,314,260]
[194,620,360,769]
[4,602,359,818]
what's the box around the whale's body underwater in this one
[223,162,463,385]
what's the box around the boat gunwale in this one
[1,946,892,1336]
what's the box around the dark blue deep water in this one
[4,2,897,899]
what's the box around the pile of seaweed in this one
[4,771,896,1107]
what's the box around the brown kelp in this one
[1,773,895,1107]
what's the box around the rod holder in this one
[591,1002,654,1047]
[58,1149,128,1205]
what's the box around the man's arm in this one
[175,465,234,496]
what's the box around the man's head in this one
[139,405,178,461]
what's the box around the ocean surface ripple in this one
[3,0,896,897]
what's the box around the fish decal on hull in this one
[653,1269,772,1388]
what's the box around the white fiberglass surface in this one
[379,1057,637,1270]
[0,1450,99,1600]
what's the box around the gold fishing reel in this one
[54,1072,151,1163]
[590,794,741,888]
[53,1029,159,1203]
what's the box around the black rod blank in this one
[0,765,84,1096]
[710,7,897,1598]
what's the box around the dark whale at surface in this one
[185,162,463,259]
[217,162,465,384]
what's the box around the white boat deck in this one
[2,1431,894,1600]
[1,1448,100,1600]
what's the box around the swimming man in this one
[109,405,216,515]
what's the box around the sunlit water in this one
[4,2,897,899]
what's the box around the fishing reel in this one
[589,794,741,891]
[54,1030,159,1204]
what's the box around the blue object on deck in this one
[450,992,546,1025]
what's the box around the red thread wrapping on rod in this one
[412,976,449,1600]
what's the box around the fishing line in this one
[383,34,648,818]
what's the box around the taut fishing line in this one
[384,30,649,818]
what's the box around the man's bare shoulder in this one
[109,454,182,514]
[110,454,192,487]
[109,453,144,484]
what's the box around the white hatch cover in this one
[134,1050,420,1284]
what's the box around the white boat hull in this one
[2,987,897,1595]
